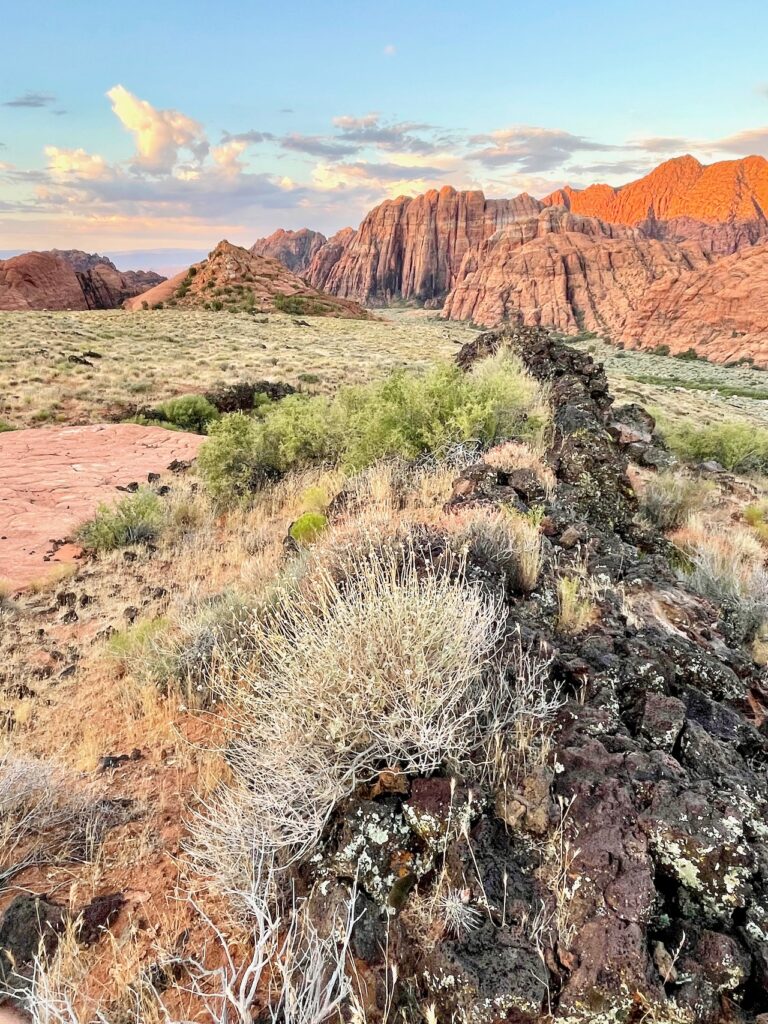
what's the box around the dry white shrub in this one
[187,546,555,912]
[675,517,768,642]
[0,755,110,892]
[446,506,543,593]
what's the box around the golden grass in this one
[0,307,476,428]
[556,575,598,634]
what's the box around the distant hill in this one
[542,155,768,245]
[0,250,165,311]
[251,228,327,276]
[255,154,768,363]
[124,239,371,319]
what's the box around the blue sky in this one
[1,0,767,255]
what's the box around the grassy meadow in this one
[0,307,476,429]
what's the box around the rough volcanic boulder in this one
[296,326,768,1023]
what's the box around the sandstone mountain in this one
[262,158,768,313]
[442,210,768,365]
[0,250,164,311]
[124,239,370,318]
[441,207,712,334]
[306,185,541,305]
[622,241,768,363]
[543,155,768,255]
[250,228,327,275]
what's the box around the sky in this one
[1,0,768,262]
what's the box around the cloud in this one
[281,133,360,158]
[383,44,396,56]
[707,126,768,156]
[567,159,657,177]
[469,126,618,172]
[3,91,56,108]
[221,129,275,145]
[44,146,110,181]
[331,113,445,155]
[211,139,248,177]
[328,159,448,182]
[106,85,209,172]
[628,127,768,159]
[629,136,695,153]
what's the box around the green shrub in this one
[78,489,164,551]
[274,294,323,316]
[154,394,219,433]
[125,414,184,432]
[659,421,768,474]
[196,412,264,498]
[673,347,703,361]
[288,511,328,546]
[0,421,14,433]
[197,351,549,498]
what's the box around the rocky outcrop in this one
[441,209,768,365]
[543,155,768,255]
[0,252,89,310]
[0,250,164,311]
[623,241,768,363]
[250,228,327,276]
[305,226,357,289]
[442,207,711,334]
[264,157,767,313]
[124,240,371,318]
[306,185,542,305]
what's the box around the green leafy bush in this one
[196,412,264,498]
[659,421,768,474]
[77,489,164,551]
[274,294,324,316]
[288,511,328,546]
[154,394,219,433]
[197,351,549,498]
[0,421,14,433]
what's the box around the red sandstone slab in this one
[0,423,204,590]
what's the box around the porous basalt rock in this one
[298,327,768,1022]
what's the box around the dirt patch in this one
[0,424,203,590]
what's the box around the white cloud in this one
[383,44,396,56]
[211,139,248,177]
[106,84,209,173]
[44,146,110,181]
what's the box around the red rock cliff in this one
[542,155,768,254]
[442,208,711,335]
[250,228,327,276]
[307,186,542,305]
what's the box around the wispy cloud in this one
[3,91,56,108]
[383,44,396,56]
[281,133,360,158]
[221,129,276,145]
[8,82,768,248]
[468,126,619,172]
